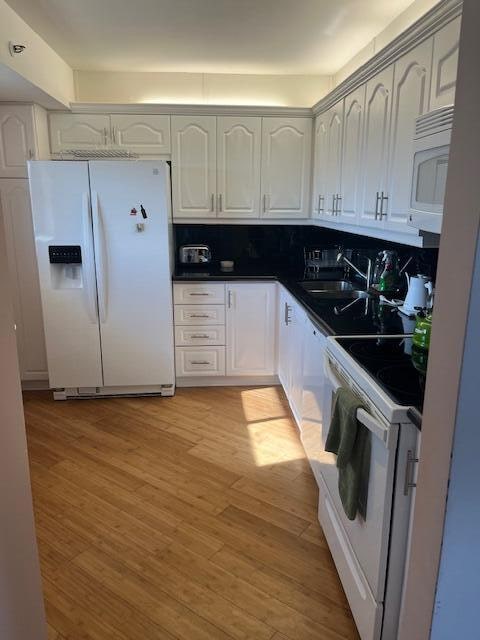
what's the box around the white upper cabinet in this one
[339,86,365,223]
[171,115,217,218]
[49,113,110,152]
[386,39,432,231]
[261,117,311,218]
[360,66,394,228]
[226,283,276,376]
[325,104,344,218]
[110,114,171,154]
[430,16,461,110]
[216,117,261,218]
[311,113,329,218]
[0,179,48,381]
[0,105,37,178]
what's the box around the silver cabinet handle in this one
[218,194,223,212]
[263,194,269,213]
[191,360,211,365]
[374,191,381,220]
[227,290,233,308]
[190,314,210,318]
[28,149,34,160]
[403,449,419,496]
[189,292,210,296]
[284,302,292,325]
[111,126,116,144]
[211,194,215,212]
[335,194,342,216]
[317,194,325,214]
[103,127,108,145]
[331,194,337,215]
[190,334,210,339]
[380,192,388,218]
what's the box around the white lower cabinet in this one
[277,286,307,422]
[173,281,277,381]
[0,179,48,382]
[175,346,225,376]
[225,283,277,376]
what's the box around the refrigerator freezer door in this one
[88,161,174,387]
[28,161,103,388]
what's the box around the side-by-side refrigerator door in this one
[88,161,174,388]
[28,161,103,388]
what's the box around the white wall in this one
[333,0,440,87]
[0,0,74,107]
[430,229,480,638]
[0,207,47,639]
[74,70,331,108]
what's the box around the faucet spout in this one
[337,251,372,290]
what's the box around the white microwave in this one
[408,105,453,235]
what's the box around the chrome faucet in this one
[337,250,372,291]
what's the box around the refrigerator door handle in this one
[91,190,109,323]
[81,192,99,324]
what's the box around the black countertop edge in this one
[407,407,423,430]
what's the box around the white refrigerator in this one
[28,160,175,399]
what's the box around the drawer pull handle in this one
[190,334,210,339]
[191,360,211,365]
[190,314,210,318]
[189,292,210,296]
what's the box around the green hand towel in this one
[325,388,371,521]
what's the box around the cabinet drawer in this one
[175,325,225,346]
[173,283,225,305]
[175,346,225,377]
[174,304,225,325]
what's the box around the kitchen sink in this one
[306,290,370,300]
[299,280,355,293]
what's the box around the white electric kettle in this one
[401,274,432,316]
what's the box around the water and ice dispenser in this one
[48,245,83,289]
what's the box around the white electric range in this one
[314,335,423,640]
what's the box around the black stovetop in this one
[335,336,428,413]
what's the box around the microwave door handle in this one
[81,192,98,324]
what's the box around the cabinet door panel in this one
[0,179,47,380]
[49,114,110,152]
[387,40,432,231]
[430,16,461,110]
[111,115,171,154]
[312,114,329,218]
[217,117,261,218]
[226,283,276,376]
[325,105,344,217]
[340,87,365,223]
[171,116,216,218]
[360,67,394,227]
[0,106,36,178]
[261,118,311,218]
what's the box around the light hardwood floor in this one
[23,386,359,640]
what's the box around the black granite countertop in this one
[173,264,416,338]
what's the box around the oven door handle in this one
[325,356,395,449]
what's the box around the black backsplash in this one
[174,224,438,280]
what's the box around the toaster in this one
[179,244,212,264]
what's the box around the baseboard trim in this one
[176,375,279,387]
[21,379,50,391]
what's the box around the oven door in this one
[408,128,451,234]
[320,354,399,602]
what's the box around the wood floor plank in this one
[25,386,359,640]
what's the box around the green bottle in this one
[412,309,433,350]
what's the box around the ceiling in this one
[6,0,418,75]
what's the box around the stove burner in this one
[348,339,407,362]
[377,364,425,401]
